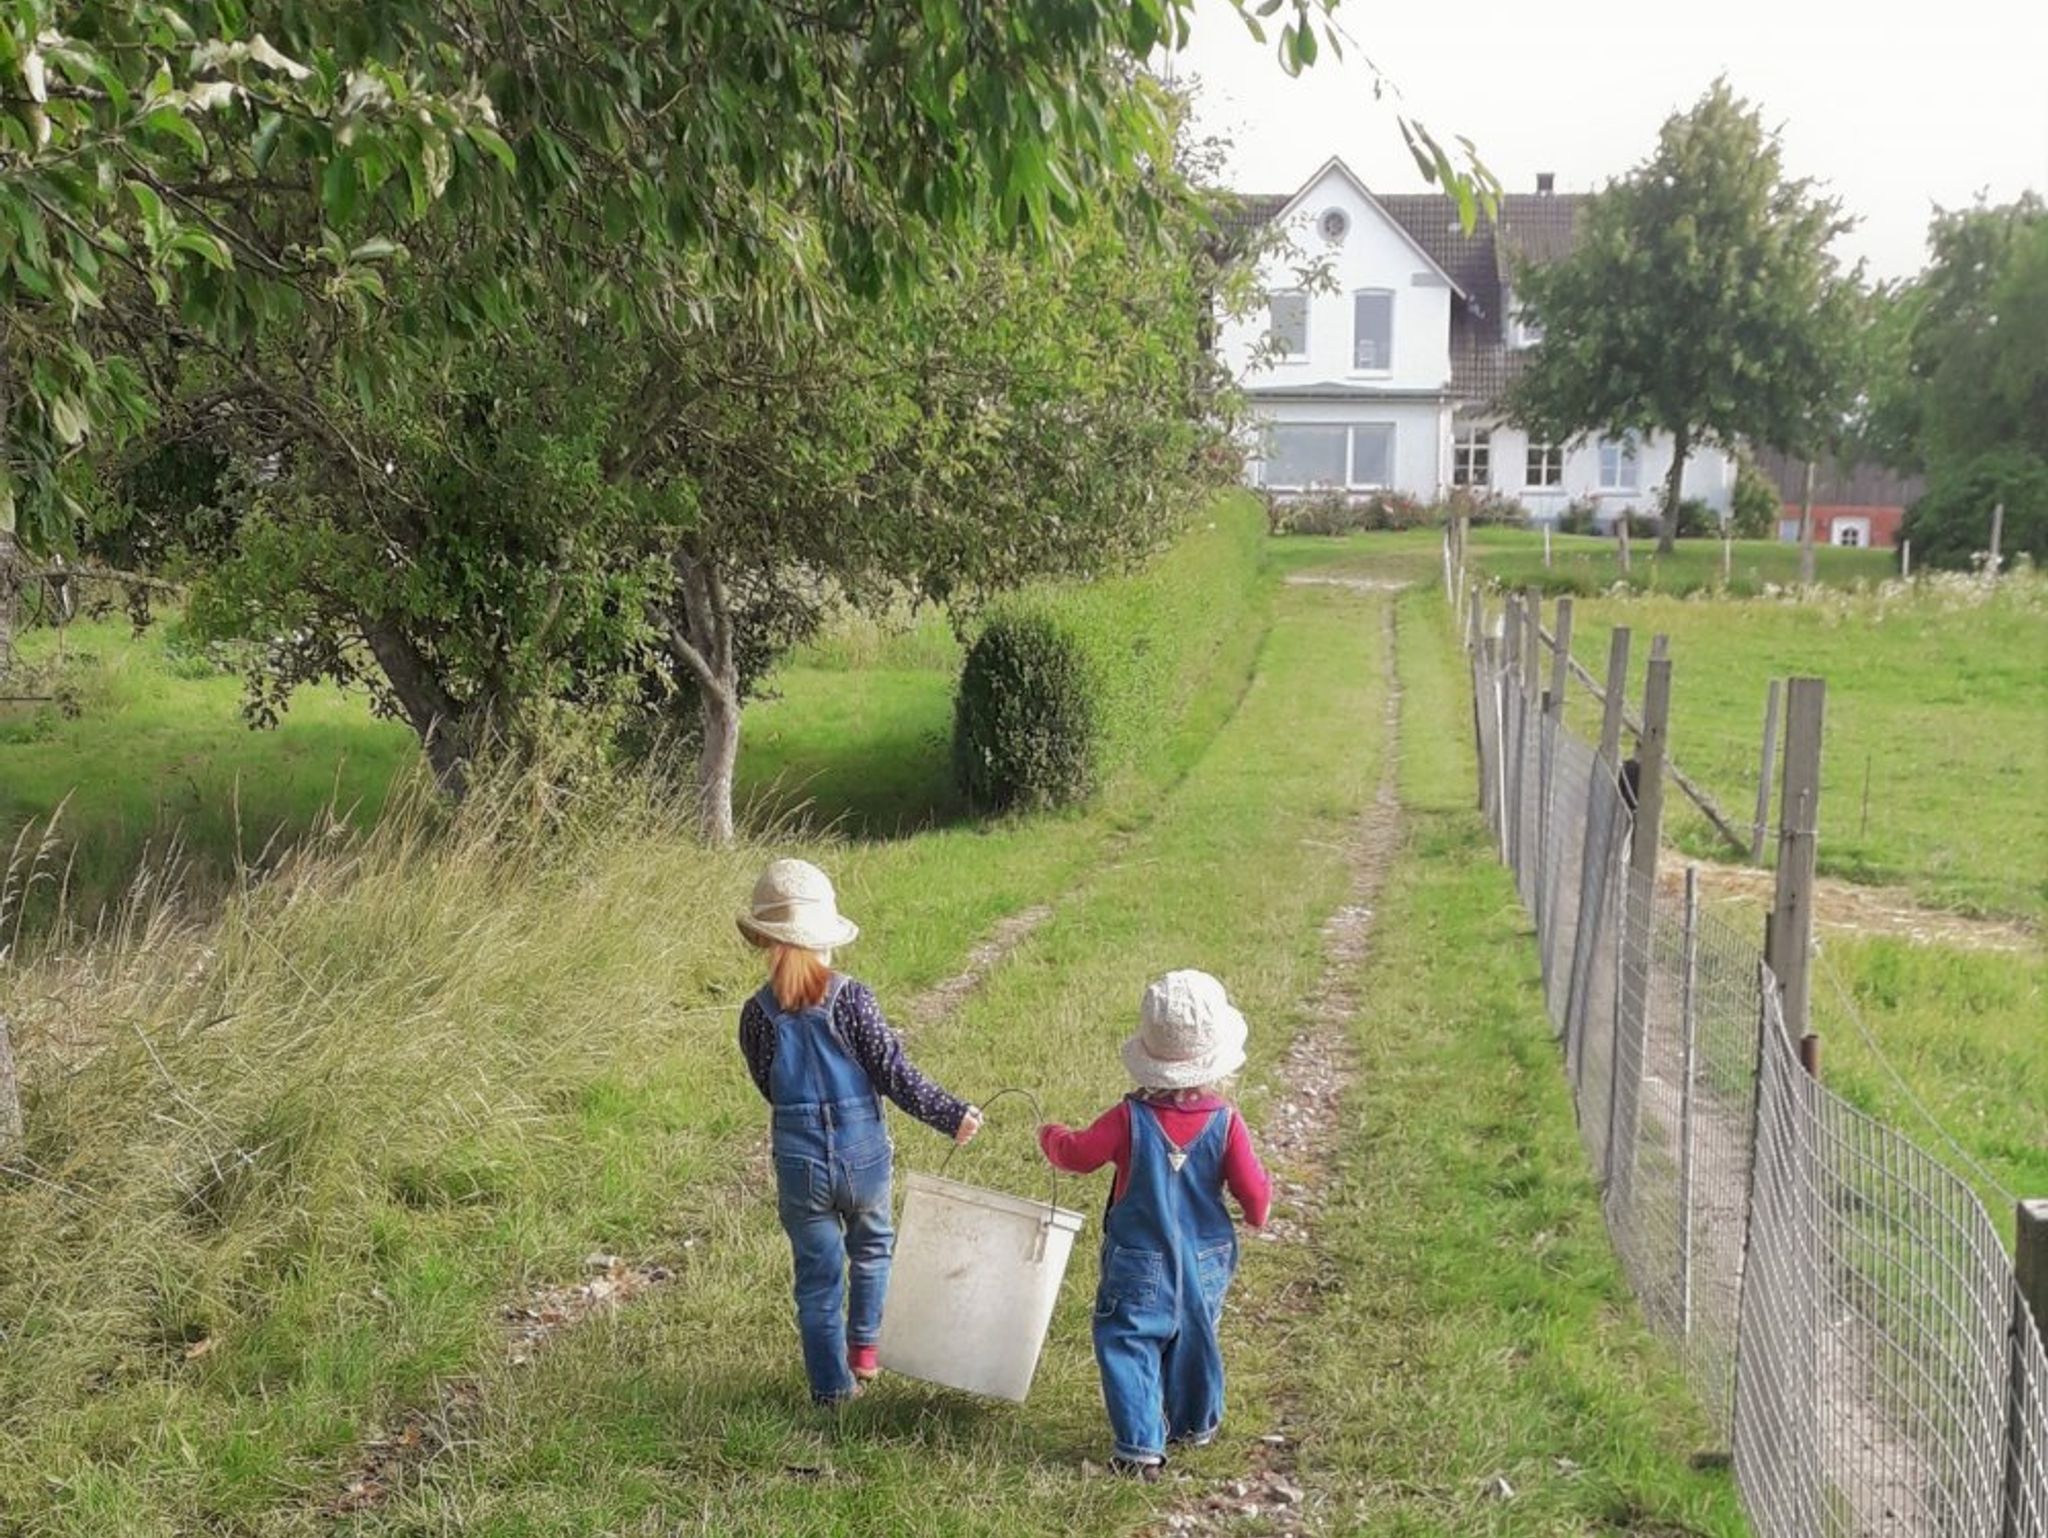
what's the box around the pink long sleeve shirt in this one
[1039,1095,1272,1228]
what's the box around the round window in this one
[1318,207,1350,243]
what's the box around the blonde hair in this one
[764,943,832,1011]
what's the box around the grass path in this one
[314,571,1745,1538]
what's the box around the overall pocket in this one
[1094,1245,1165,1318]
[1195,1240,1237,1320]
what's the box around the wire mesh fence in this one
[1468,614,2048,1538]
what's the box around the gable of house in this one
[1223,169,1586,409]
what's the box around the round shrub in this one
[952,608,1104,810]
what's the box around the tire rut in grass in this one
[1159,593,1404,1537]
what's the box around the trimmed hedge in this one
[952,498,1265,811]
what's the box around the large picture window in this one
[1265,425,1347,488]
[1265,424,1395,490]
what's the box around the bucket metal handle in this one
[938,1086,1064,1260]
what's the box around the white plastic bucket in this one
[877,1169,1085,1402]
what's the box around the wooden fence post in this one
[2005,1199,2048,1538]
[1544,523,1553,568]
[1598,627,1632,771]
[1798,459,1817,587]
[0,1009,21,1153]
[1538,598,1574,943]
[1766,678,1826,1054]
[1902,537,1913,580]
[1989,501,2005,578]
[1606,652,1671,1190]
[1678,866,1701,1338]
[1750,679,1782,865]
[1561,625,1634,1062]
[1618,514,1632,575]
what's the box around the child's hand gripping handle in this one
[939,1088,1063,1252]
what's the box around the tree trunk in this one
[0,1009,23,1153]
[697,682,740,845]
[362,617,470,797]
[1658,425,1689,557]
[661,548,743,845]
[1798,459,1817,586]
[0,524,18,683]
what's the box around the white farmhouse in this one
[1217,157,1736,520]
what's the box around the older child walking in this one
[737,858,980,1406]
[1040,970,1270,1478]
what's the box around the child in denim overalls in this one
[1040,970,1270,1477]
[737,859,980,1405]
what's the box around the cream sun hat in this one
[736,858,860,951]
[1121,969,1249,1091]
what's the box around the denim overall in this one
[1090,1098,1239,1460]
[762,975,893,1403]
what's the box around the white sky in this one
[1169,0,2048,280]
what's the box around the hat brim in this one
[736,913,859,951]
[1120,1008,1248,1090]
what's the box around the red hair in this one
[768,944,832,1011]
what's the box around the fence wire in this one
[1469,632,2047,1538]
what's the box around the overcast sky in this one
[1167,0,2048,280]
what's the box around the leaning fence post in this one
[2004,1199,2048,1538]
[1520,591,1542,893]
[0,1009,21,1153]
[1678,867,1700,1340]
[1538,598,1574,963]
[1750,679,1782,865]
[1503,594,1524,868]
[1605,652,1671,1193]
[1766,678,1826,1054]
[1562,625,1633,1059]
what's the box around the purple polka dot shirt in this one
[738,977,971,1136]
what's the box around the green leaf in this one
[252,112,286,171]
[49,394,90,447]
[323,155,358,225]
[348,236,400,262]
[168,228,231,269]
[143,105,207,161]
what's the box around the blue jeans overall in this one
[1091,1099,1239,1461]
[763,976,893,1403]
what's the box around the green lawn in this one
[1,619,419,929]
[1,564,1741,1536]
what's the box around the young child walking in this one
[1039,969,1270,1478]
[736,858,980,1406]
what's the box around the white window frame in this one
[1348,423,1395,490]
[1262,422,1397,492]
[1351,289,1395,374]
[1598,435,1640,493]
[1268,290,1310,362]
[1525,441,1564,488]
[1452,427,1491,489]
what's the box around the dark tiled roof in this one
[1753,446,1926,508]
[1230,186,1588,408]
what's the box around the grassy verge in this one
[1,618,417,925]
[1276,584,1748,1536]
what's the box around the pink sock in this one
[849,1344,879,1378]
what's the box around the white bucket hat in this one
[737,858,860,951]
[1121,969,1249,1091]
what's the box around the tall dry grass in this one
[0,765,780,1526]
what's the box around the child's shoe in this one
[848,1344,880,1382]
[1108,1455,1166,1483]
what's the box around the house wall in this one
[1245,397,1450,502]
[1774,504,1905,548]
[1479,425,1736,517]
[1217,167,1455,392]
